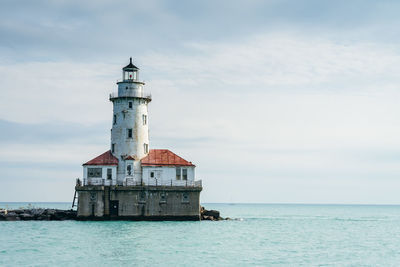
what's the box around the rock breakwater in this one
[0,208,77,221]
[0,207,227,221]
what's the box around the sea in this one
[1,203,400,266]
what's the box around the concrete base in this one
[76,185,202,221]
[75,215,200,221]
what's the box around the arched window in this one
[127,164,132,176]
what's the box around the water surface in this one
[1,203,400,266]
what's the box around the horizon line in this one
[2,201,400,206]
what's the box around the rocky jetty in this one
[200,206,230,221]
[0,208,77,221]
[0,207,227,221]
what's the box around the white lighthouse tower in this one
[109,58,151,183]
[82,58,200,188]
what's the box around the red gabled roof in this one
[141,149,195,167]
[125,155,137,160]
[83,150,118,166]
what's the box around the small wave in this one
[332,217,382,222]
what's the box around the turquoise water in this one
[1,203,400,266]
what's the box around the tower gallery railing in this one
[109,92,152,100]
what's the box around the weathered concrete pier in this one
[76,184,202,220]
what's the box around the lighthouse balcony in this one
[124,177,202,187]
[109,91,152,100]
[79,177,201,187]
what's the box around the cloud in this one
[142,34,400,149]
[2,0,400,63]
[0,61,118,123]
[144,34,400,91]
[0,119,108,144]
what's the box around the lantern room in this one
[122,57,139,81]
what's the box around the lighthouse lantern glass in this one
[124,70,137,81]
[124,70,132,80]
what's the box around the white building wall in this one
[83,165,117,186]
[141,166,195,186]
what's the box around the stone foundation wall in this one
[76,185,202,220]
[76,186,105,217]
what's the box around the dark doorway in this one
[110,200,119,216]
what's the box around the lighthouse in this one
[76,58,202,220]
[110,57,151,183]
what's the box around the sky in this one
[2,0,400,203]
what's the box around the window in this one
[182,193,189,203]
[107,168,112,180]
[144,143,148,153]
[127,164,132,176]
[160,192,166,203]
[111,144,115,153]
[142,114,147,125]
[176,167,181,180]
[150,171,154,178]
[182,169,187,180]
[113,115,117,125]
[125,71,133,80]
[88,168,102,178]
[128,101,133,109]
[139,191,146,202]
[90,192,97,201]
[127,128,133,138]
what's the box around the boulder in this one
[31,209,44,216]
[5,212,20,221]
[200,206,224,221]
[203,209,220,218]
[45,209,56,216]
[20,213,34,220]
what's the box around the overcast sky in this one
[2,0,400,203]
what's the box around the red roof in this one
[141,149,195,167]
[83,150,118,166]
[125,155,137,160]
